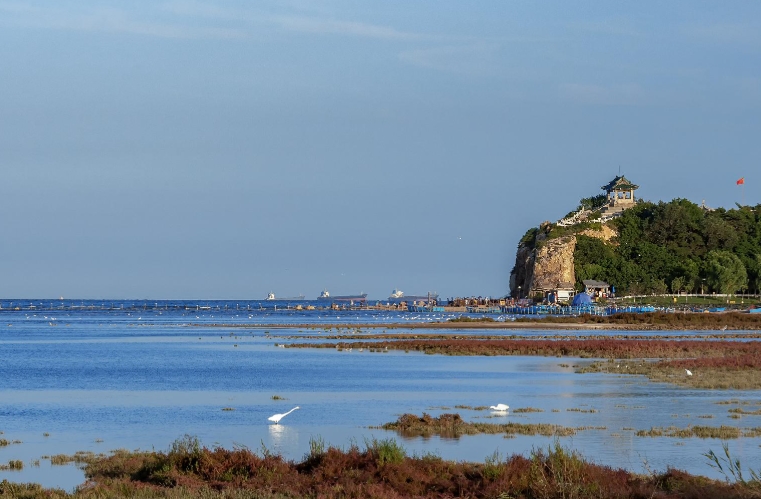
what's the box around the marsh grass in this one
[730,407,761,415]
[221,407,235,411]
[289,335,761,388]
[447,316,495,323]
[513,407,544,413]
[482,450,503,480]
[365,437,406,466]
[704,442,761,488]
[3,436,757,499]
[636,425,753,439]
[567,408,598,413]
[377,413,594,438]
[520,311,761,329]
[580,357,761,389]
[49,451,102,467]
[305,436,325,461]
[271,395,286,400]
[50,454,72,465]
[0,460,24,470]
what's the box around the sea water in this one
[0,299,759,490]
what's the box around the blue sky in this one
[1,1,759,299]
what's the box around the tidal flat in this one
[1,303,761,492]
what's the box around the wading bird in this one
[685,369,692,376]
[268,406,299,424]
[490,404,509,411]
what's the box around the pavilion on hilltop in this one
[602,175,639,208]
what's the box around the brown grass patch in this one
[376,413,596,438]
[512,407,544,413]
[635,425,757,439]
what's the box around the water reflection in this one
[267,424,298,455]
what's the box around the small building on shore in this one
[583,279,610,298]
[555,282,576,302]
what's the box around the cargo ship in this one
[317,289,368,301]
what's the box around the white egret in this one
[489,404,509,411]
[685,369,692,376]
[268,406,299,424]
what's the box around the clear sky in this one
[1,1,759,299]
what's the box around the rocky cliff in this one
[510,222,618,298]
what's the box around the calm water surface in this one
[1,300,759,490]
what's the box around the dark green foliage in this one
[706,251,748,295]
[572,200,761,294]
[579,194,608,211]
[519,227,539,249]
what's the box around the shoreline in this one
[196,311,761,331]
[199,320,753,331]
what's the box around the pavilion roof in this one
[601,175,639,192]
[583,279,610,289]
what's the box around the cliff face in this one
[530,236,577,293]
[510,223,618,298]
[579,224,617,243]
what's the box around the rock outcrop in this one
[510,223,618,298]
[579,224,617,243]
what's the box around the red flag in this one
[737,177,745,185]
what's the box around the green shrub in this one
[366,438,406,465]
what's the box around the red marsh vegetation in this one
[14,435,757,499]
[287,336,761,388]
[517,312,761,330]
[289,337,761,359]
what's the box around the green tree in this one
[651,278,668,295]
[752,254,761,294]
[568,199,761,300]
[705,250,748,297]
[670,276,686,295]
[704,214,739,251]
[647,199,706,258]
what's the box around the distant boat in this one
[317,289,367,301]
[388,290,439,303]
[266,293,305,301]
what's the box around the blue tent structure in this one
[571,292,593,306]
